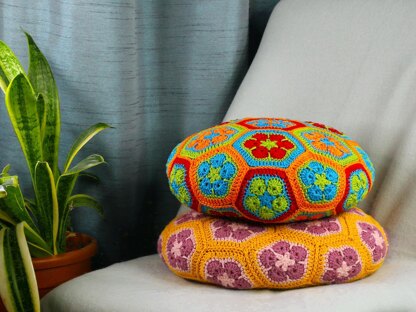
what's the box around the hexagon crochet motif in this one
[158,208,388,290]
[166,118,375,223]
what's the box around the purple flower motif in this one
[289,217,341,236]
[210,219,265,242]
[157,237,166,264]
[166,229,196,272]
[175,211,205,225]
[322,247,362,283]
[357,222,387,263]
[258,241,308,284]
[205,259,252,289]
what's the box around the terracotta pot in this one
[0,233,97,312]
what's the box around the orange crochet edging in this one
[166,118,375,223]
[158,208,388,290]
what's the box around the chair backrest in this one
[224,0,416,258]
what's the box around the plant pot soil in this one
[0,232,97,312]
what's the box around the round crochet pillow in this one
[166,118,375,223]
[158,208,388,290]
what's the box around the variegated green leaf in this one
[1,164,11,176]
[25,33,60,179]
[35,94,46,142]
[5,73,43,183]
[34,162,59,255]
[0,224,40,312]
[63,123,110,173]
[0,185,6,198]
[0,211,15,226]
[0,41,25,93]
[0,175,38,231]
[67,194,103,216]
[56,154,105,251]
[23,223,52,258]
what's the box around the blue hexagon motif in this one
[355,146,375,181]
[166,142,180,173]
[196,153,237,199]
[232,130,305,168]
[298,161,339,203]
[295,129,357,166]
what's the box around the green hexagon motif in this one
[181,124,244,159]
[343,169,369,210]
[169,164,192,207]
[298,161,340,204]
[238,171,294,222]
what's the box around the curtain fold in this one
[0,0,278,266]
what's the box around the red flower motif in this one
[243,133,295,160]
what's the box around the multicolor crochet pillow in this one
[158,208,388,290]
[166,118,375,223]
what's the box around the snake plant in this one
[0,33,110,312]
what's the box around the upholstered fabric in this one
[167,118,374,223]
[158,209,387,289]
[42,0,416,310]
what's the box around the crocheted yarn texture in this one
[166,118,375,223]
[158,208,388,290]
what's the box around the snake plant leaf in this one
[23,223,52,258]
[0,41,25,93]
[63,123,111,173]
[67,194,103,216]
[0,185,6,198]
[0,176,38,231]
[34,162,59,255]
[0,211,15,226]
[36,94,47,142]
[56,154,105,252]
[25,32,60,179]
[1,164,11,176]
[0,223,40,312]
[5,73,43,183]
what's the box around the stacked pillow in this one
[159,118,388,289]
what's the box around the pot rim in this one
[33,232,97,270]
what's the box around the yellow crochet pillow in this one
[158,208,388,289]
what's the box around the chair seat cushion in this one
[157,208,387,289]
[166,118,375,223]
[41,254,416,312]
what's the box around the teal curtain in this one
[0,0,279,266]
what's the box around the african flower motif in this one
[166,229,196,272]
[243,176,291,220]
[299,161,339,203]
[289,217,341,236]
[357,222,387,263]
[197,154,237,198]
[243,133,295,160]
[303,131,350,158]
[205,259,252,289]
[258,241,308,284]
[186,126,236,152]
[344,170,369,210]
[322,247,362,283]
[210,219,265,242]
[169,164,192,206]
